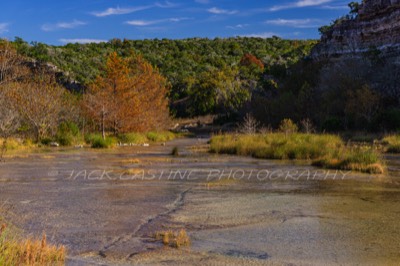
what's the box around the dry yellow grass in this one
[0,224,65,265]
[154,229,191,248]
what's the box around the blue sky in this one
[0,0,351,45]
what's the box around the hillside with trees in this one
[12,37,316,118]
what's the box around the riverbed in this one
[0,138,399,265]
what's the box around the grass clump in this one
[118,133,148,144]
[118,131,177,144]
[210,133,342,160]
[146,131,176,142]
[382,135,400,153]
[55,121,82,146]
[313,147,385,174]
[0,224,65,265]
[154,229,190,248]
[85,133,116,149]
[210,133,385,174]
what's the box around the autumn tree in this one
[84,51,170,137]
[8,69,66,141]
[0,40,26,157]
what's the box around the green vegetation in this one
[118,133,149,144]
[210,133,385,174]
[146,131,176,142]
[12,37,316,118]
[0,224,65,265]
[84,133,116,148]
[382,135,400,153]
[312,148,384,174]
[83,131,179,148]
[119,131,178,144]
[56,121,82,146]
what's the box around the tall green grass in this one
[118,131,177,144]
[84,133,116,148]
[210,133,385,174]
[84,131,178,149]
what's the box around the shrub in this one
[56,121,81,146]
[238,114,259,134]
[91,136,115,149]
[85,133,115,148]
[278,119,298,136]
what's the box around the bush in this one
[85,133,115,148]
[91,136,115,149]
[56,121,81,146]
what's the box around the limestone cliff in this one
[311,0,400,60]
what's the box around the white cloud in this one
[270,0,332,11]
[241,32,278,38]
[208,7,238,15]
[126,20,158,26]
[126,17,189,26]
[155,1,178,8]
[265,18,321,28]
[227,24,248,29]
[42,20,86,32]
[0,23,9,34]
[59,38,107,44]
[91,6,151,17]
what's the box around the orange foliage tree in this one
[84,51,170,137]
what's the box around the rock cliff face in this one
[311,0,400,60]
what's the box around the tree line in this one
[0,40,170,147]
[12,37,316,118]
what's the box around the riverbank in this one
[0,137,399,265]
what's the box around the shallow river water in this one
[0,138,399,265]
